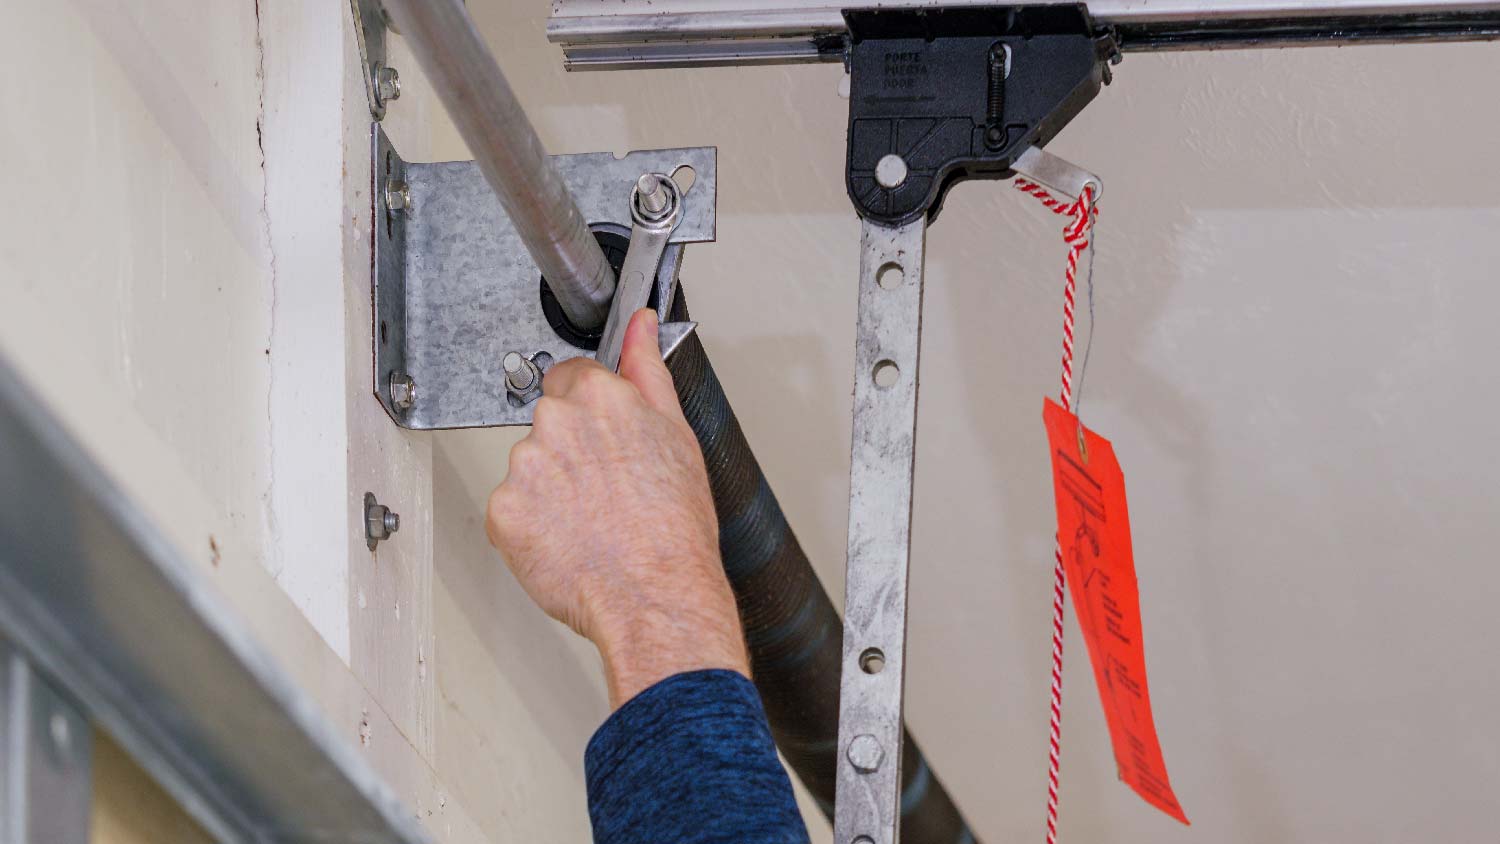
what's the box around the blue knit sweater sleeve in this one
[584,669,811,844]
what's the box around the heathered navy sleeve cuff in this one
[585,669,811,844]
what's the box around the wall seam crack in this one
[254,0,283,578]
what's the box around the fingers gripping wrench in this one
[595,173,685,372]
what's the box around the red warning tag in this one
[1043,398,1189,825]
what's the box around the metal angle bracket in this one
[370,124,716,429]
[351,0,397,121]
[843,4,1117,225]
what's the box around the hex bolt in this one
[875,154,908,190]
[365,492,400,551]
[389,372,416,411]
[501,350,537,392]
[847,734,884,774]
[636,173,670,216]
[375,63,402,106]
[385,178,411,213]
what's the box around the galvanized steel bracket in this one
[350,0,393,120]
[370,124,717,429]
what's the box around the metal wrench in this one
[595,173,684,372]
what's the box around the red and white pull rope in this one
[1014,177,1097,844]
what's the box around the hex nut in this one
[385,178,411,213]
[631,172,679,225]
[364,492,400,551]
[389,373,416,411]
[375,64,401,106]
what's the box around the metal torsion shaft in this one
[380,0,617,331]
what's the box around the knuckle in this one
[508,438,542,472]
[530,396,561,429]
[573,364,612,394]
[503,439,550,483]
[540,357,592,398]
[582,370,638,405]
[548,357,588,380]
[485,484,515,545]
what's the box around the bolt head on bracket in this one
[389,372,416,411]
[847,734,885,774]
[350,0,393,120]
[843,4,1117,226]
[374,63,401,107]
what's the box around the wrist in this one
[588,567,749,710]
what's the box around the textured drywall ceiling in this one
[429,5,1500,841]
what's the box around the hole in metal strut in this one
[859,647,885,675]
[876,262,903,290]
[872,360,899,389]
[670,164,697,195]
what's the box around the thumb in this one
[618,308,683,418]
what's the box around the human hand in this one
[486,308,748,708]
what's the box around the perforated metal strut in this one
[843,4,1117,225]
[833,8,1117,843]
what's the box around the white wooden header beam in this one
[549,0,1500,69]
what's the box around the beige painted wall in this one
[422,3,1500,842]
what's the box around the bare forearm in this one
[487,309,800,839]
